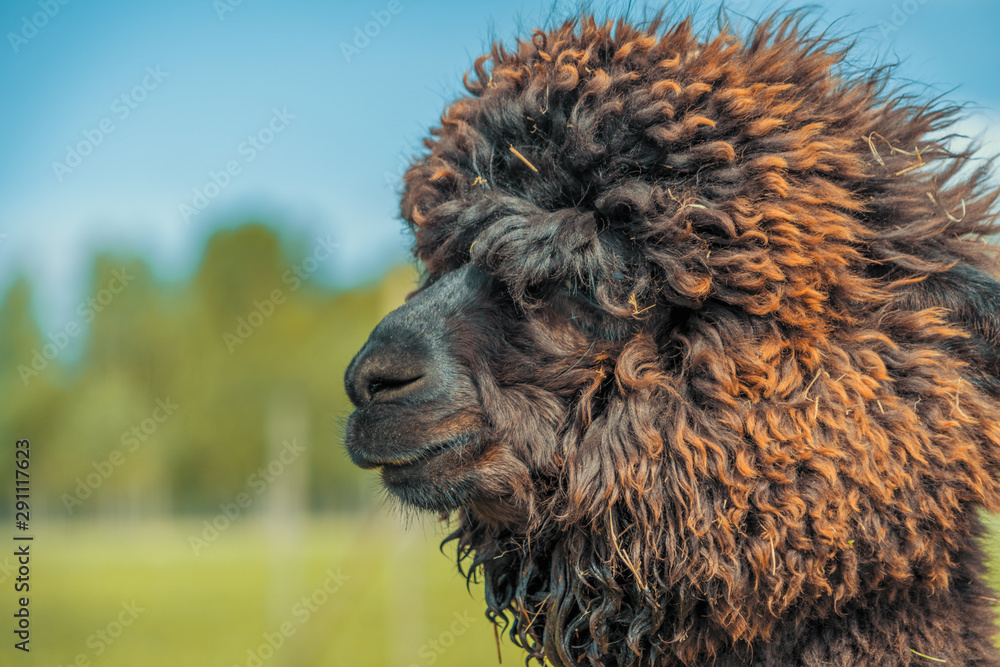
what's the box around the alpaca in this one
[344,11,1000,666]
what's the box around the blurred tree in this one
[0,222,419,518]
[0,277,70,516]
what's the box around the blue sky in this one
[1,0,998,328]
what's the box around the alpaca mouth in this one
[345,415,470,470]
[378,435,470,485]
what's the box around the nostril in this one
[344,336,434,408]
[367,374,424,401]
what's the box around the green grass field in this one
[7,513,1000,666]
[7,513,507,667]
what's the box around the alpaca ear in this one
[896,263,1000,394]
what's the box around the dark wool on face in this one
[345,10,1000,667]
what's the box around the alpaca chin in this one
[374,433,479,511]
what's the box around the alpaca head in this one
[344,11,1000,665]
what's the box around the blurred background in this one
[0,0,998,665]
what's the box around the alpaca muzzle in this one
[343,266,490,509]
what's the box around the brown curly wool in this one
[348,9,1000,667]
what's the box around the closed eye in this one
[560,278,601,310]
[555,278,639,341]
